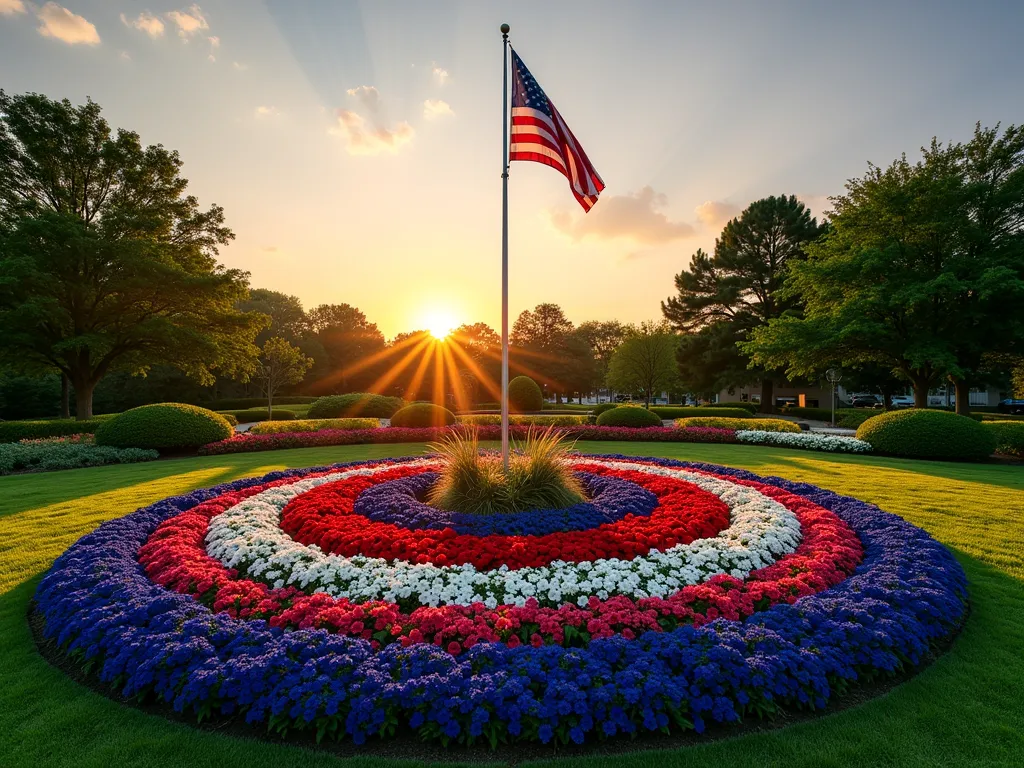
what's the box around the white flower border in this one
[737,430,872,453]
[204,459,801,608]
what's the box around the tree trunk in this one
[60,374,70,419]
[879,385,893,411]
[952,378,971,416]
[74,381,95,420]
[268,393,273,420]
[912,381,929,408]
[758,379,774,414]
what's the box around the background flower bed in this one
[198,425,739,455]
[736,431,872,453]
[0,441,157,474]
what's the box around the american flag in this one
[509,48,605,212]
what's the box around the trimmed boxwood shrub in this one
[983,421,1024,457]
[0,417,108,443]
[508,376,544,413]
[220,413,239,427]
[308,393,406,419]
[249,418,379,434]
[457,414,589,426]
[95,403,233,450]
[389,403,456,428]
[206,396,315,410]
[650,407,752,420]
[855,409,997,461]
[705,402,761,414]
[596,406,663,428]
[220,408,297,423]
[676,416,801,433]
[592,402,620,416]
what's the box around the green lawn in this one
[1,442,1022,767]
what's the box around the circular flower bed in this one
[35,455,967,748]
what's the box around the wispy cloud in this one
[166,4,207,39]
[332,110,414,155]
[254,105,280,118]
[423,99,454,120]
[551,186,694,244]
[693,200,739,229]
[120,11,164,38]
[232,61,247,71]
[432,63,449,83]
[0,0,27,16]
[36,3,100,45]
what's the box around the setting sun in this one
[421,308,458,340]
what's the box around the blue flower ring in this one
[33,455,968,747]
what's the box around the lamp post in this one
[826,368,843,426]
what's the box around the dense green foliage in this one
[592,402,620,416]
[596,405,663,428]
[706,402,762,413]
[676,417,802,433]
[254,338,312,419]
[507,375,544,412]
[650,406,752,419]
[983,421,1024,457]
[427,430,584,515]
[95,403,233,450]
[510,304,597,402]
[0,417,107,443]
[389,403,457,428]
[605,322,680,407]
[856,409,997,460]
[209,396,315,410]
[0,441,156,474]
[307,393,405,419]
[248,418,379,434]
[220,409,296,423]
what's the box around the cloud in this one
[345,85,380,111]
[694,200,739,229]
[331,110,414,156]
[119,50,131,61]
[166,4,207,38]
[254,105,280,118]
[208,34,219,47]
[120,11,164,37]
[551,186,694,244]
[0,0,26,15]
[432,63,449,83]
[423,99,454,120]
[36,3,100,45]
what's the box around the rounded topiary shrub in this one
[507,376,544,413]
[389,403,457,428]
[983,421,1024,457]
[223,408,297,423]
[596,405,663,428]
[307,393,406,419]
[592,402,620,416]
[855,409,996,461]
[95,403,233,450]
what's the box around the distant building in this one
[716,381,1006,408]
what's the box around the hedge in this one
[0,442,157,475]
[705,402,761,414]
[983,421,1024,457]
[596,406,663,428]
[0,417,109,443]
[508,376,544,413]
[219,408,297,423]
[199,424,739,456]
[676,417,802,433]
[204,396,315,410]
[95,403,234,450]
[389,403,457,428]
[457,415,589,426]
[651,407,752,419]
[307,393,406,419]
[248,418,380,435]
[856,409,996,461]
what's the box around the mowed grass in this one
[1,442,1022,768]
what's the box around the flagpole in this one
[500,22,510,472]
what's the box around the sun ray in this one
[446,339,502,404]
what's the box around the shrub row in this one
[96,404,234,450]
[457,415,590,426]
[308,393,406,419]
[203,396,316,410]
[855,409,995,461]
[0,442,157,474]
[703,401,762,414]
[676,417,802,433]
[248,418,380,435]
[983,421,1024,457]
[651,406,753,419]
[0,417,109,443]
[198,424,739,456]
[219,408,297,423]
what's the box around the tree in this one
[238,289,306,344]
[305,303,386,393]
[606,321,680,407]
[510,303,595,402]
[0,92,263,419]
[575,320,632,385]
[662,196,824,413]
[256,337,312,418]
[744,125,1024,413]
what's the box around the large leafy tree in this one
[305,303,386,393]
[662,196,824,412]
[0,92,264,419]
[575,320,632,387]
[606,321,679,407]
[510,303,596,402]
[238,289,306,344]
[744,124,1024,412]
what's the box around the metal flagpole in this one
[500,22,510,471]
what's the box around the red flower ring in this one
[137,463,863,652]
[278,466,730,569]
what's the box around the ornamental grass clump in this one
[427,428,585,515]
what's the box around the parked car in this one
[849,394,881,408]
[890,395,916,408]
[997,398,1024,414]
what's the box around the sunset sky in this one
[3,0,1023,339]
